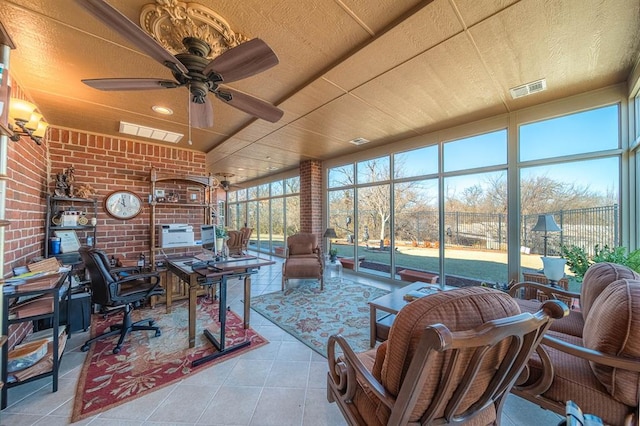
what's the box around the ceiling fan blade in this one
[190,97,214,128]
[82,78,179,91]
[217,88,283,123]
[203,38,279,83]
[76,0,188,75]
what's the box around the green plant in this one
[560,245,591,282]
[329,248,338,257]
[561,244,640,281]
[215,227,228,238]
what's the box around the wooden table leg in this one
[244,275,251,329]
[188,274,198,348]
[166,272,174,314]
[369,305,376,348]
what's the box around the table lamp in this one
[531,214,561,257]
[323,228,337,258]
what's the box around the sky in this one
[394,105,619,195]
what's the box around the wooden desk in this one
[165,256,275,351]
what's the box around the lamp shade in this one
[323,228,337,238]
[531,214,561,233]
[32,120,49,138]
[9,98,37,122]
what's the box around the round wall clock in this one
[104,190,143,220]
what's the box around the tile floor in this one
[1,254,564,425]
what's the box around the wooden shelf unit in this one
[149,167,216,305]
[1,272,70,409]
[44,195,98,264]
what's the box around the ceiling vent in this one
[119,121,183,143]
[349,137,370,146]
[509,79,547,99]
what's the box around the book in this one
[9,296,54,319]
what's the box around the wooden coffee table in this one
[369,281,456,347]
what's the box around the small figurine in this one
[54,172,69,197]
[74,184,96,199]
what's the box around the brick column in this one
[299,160,323,239]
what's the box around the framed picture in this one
[54,230,81,253]
[187,186,202,203]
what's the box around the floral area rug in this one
[72,298,267,422]
[250,278,389,356]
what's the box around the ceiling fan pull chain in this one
[187,90,193,145]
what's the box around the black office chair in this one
[79,246,164,354]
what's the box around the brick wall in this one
[299,160,322,239]
[4,84,50,347]
[4,125,209,349]
[47,128,208,260]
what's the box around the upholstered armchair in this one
[327,287,567,425]
[510,262,640,425]
[282,233,323,290]
[226,230,243,256]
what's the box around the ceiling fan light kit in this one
[76,0,283,135]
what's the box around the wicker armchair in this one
[240,227,253,253]
[327,287,567,425]
[226,230,243,256]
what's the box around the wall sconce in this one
[8,98,48,145]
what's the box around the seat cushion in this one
[583,278,640,407]
[523,331,632,426]
[581,262,640,319]
[284,258,321,278]
[515,298,584,338]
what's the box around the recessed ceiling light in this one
[237,168,244,171]
[152,105,173,115]
[266,166,279,171]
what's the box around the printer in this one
[157,224,194,248]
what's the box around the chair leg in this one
[81,303,161,354]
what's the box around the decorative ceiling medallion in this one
[140,0,249,59]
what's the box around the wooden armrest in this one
[542,335,640,371]
[327,334,395,409]
[509,281,580,300]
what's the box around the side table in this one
[324,260,343,281]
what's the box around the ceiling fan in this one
[75,0,284,128]
[215,173,244,192]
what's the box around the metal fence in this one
[522,205,619,256]
[392,205,618,255]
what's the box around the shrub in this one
[561,244,640,281]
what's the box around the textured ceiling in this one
[1,0,639,185]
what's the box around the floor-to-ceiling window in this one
[227,176,300,255]
[443,130,508,285]
[518,105,621,291]
[325,87,629,286]
[393,145,440,280]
